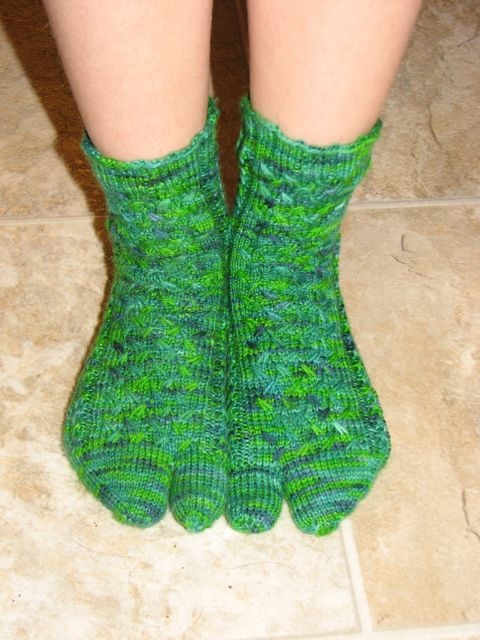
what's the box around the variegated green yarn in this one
[63,97,228,531]
[226,96,391,535]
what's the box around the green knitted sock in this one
[64,98,228,531]
[226,96,391,535]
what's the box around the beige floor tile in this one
[356,0,480,201]
[0,220,357,640]
[339,204,480,627]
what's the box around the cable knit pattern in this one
[63,98,229,531]
[226,96,391,535]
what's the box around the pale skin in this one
[41,0,215,160]
[41,0,423,157]
[248,0,423,144]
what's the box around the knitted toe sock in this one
[226,97,390,535]
[64,98,228,530]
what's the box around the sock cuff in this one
[237,94,382,185]
[80,97,221,197]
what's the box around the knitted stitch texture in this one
[64,98,229,531]
[226,96,391,535]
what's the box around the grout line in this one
[371,623,480,639]
[240,621,480,640]
[0,196,479,226]
[0,214,100,226]
[349,196,480,210]
[341,519,373,634]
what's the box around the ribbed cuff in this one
[80,97,221,196]
[237,94,382,183]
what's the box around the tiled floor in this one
[1,1,479,639]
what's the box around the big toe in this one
[226,468,282,533]
[170,457,227,532]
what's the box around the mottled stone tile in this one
[340,204,480,627]
[0,220,357,640]
[356,0,480,201]
[441,637,480,640]
[420,636,480,640]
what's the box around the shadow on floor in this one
[0,0,249,211]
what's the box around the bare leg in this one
[248,0,423,144]
[42,0,213,159]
